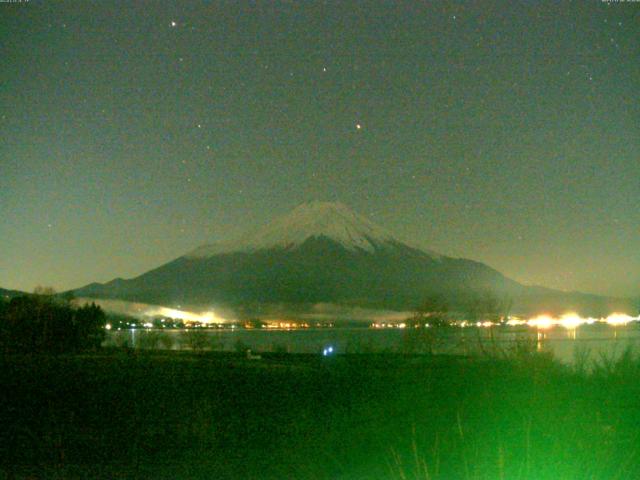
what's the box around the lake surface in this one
[105,323,640,365]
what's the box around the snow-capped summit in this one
[73,202,629,317]
[187,201,407,257]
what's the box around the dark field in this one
[2,349,640,479]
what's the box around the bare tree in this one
[402,295,452,355]
[463,290,512,324]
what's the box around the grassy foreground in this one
[1,348,640,479]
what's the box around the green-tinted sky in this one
[1,1,638,297]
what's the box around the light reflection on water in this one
[105,323,640,365]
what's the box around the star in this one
[170,21,177,27]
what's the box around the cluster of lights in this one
[262,322,310,329]
[104,309,638,331]
[143,306,226,324]
[105,318,339,330]
[511,312,638,330]
[369,313,639,331]
[322,346,334,356]
[371,322,407,329]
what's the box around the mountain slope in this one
[74,202,634,317]
[0,287,26,299]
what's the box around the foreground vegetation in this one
[1,345,640,480]
[0,290,106,354]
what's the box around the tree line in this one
[401,291,513,354]
[0,287,106,354]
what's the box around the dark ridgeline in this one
[0,287,24,299]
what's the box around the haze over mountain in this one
[75,202,634,318]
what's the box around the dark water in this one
[105,323,640,364]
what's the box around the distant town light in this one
[606,313,634,326]
[526,315,554,329]
[558,313,584,330]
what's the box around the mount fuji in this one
[74,202,632,317]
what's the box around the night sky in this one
[2,1,638,298]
